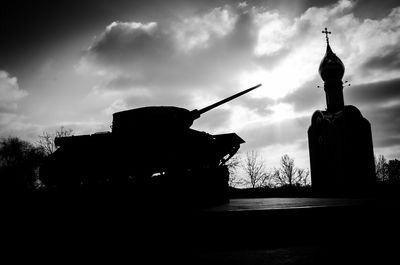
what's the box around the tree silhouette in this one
[37,126,73,156]
[296,168,311,187]
[0,137,45,191]
[273,154,296,187]
[241,150,269,188]
[388,159,400,183]
[375,155,389,182]
[272,154,310,187]
[226,153,244,188]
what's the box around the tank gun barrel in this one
[191,84,261,119]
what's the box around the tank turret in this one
[111,84,261,134]
[40,84,261,206]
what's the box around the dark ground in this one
[190,197,400,264]
[2,195,399,264]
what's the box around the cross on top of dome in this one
[318,28,345,82]
[322,27,331,44]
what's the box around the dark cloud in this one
[346,78,400,106]
[361,44,400,72]
[281,78,325,112]
[1,1,109,67]
[0,0,206,49]
[364,104,400,148]
[0,0,222,71]
[80,5,269,95]
[284,77,400,115]
[239,116,310,150]
[352,0,400,19]
[87,22,174,67]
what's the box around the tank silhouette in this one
[40,84,261,205]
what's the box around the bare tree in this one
[241,150,269,188]
[273,154,297,187]
[37,126,73,156]
[226,153,244,188]
[296,168,311,186]
[375,155,389,181]
[272,154,310,187]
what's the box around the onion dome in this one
[318,28,345,82]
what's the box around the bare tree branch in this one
[241,150,270,188]
[295,168,311,186]
[271,154,310,187]
[37,126,73,156]
[226,153,244,188]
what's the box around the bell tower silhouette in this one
[308,28,375,196]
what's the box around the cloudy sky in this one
[1,0,399,168]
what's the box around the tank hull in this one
[40,129,243,206]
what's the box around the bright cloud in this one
[254,10,293,56]
[173,6,239,52]
[0,71,27,112]
[0,70,35,139]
